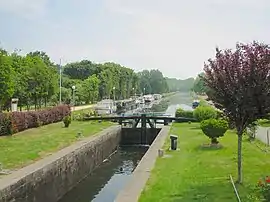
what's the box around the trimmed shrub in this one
[175,108,194,118]
[216,110,224,119]
[0,105,71,136]
[63,115,71,127]
[193,106,217,122]
[200,118,229,144]
[0,113,12,136]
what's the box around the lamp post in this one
[59,59,62,105]
[113,87,116,101]
[143,87,146,95]
[132,87,135,97]
[72,85,76,111]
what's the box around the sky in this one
[0,0,269,79]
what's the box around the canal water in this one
[58,92,192,202]
[163,92,194,116]
[58,147,147,202]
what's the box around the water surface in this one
[58,147,147,202]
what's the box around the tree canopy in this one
[0,48,187,111]
[166,77,194,92]
[203,41,270,183]
[192,73,208,94]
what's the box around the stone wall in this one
[0,125,121,202]
[121,128,161,145]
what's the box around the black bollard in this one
[164,119,169,125]
[170,135,178,150]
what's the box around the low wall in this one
[0,125,121,202]
[116,126,170,202]
[121,128,161,145]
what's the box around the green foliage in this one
[175,108,194,118]
[257,176,270,201]
[166,77,194,92]
[138,69,169,95]
[246,121,258,141]
[193,106,217,122]
[0,47,176,112]
[200,119,229,144]
[216,110,224,119]
[82,74,100,104]
[192,73,208,94]
[63,115,71,128]
[0,52,14,108]
[0,113,12,136]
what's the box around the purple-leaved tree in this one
[203,41,270,183]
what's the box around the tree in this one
[138,69,169,94]
[200,119,228,144]
[203,41,270,183]
[192,73,208,94]
[166,77,195,92]
[82,74,100,103]
[0,51,14,110]
[193,106,217,122]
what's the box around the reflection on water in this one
[164,92,194,116]
[58,147,147,202]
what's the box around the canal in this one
[58,147,147,202]
[58,92,192,202]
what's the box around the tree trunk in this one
[237,134,243,184]
[44,97,47,107]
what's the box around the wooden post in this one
[141,114,147,144]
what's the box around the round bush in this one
[193,106,217,122]
[200,119,229,144]
[216,110,224,119]
[175,108,194,118]
[63,115,71,128]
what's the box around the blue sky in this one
[0,0,269,79]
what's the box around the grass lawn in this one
[0,120,113,170]
[257,119,270,127]
[139,123,270,202]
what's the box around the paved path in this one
[72,104,96,111]
[255,126,270,145]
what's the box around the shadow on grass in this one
[195,144,224,151]
[168,181,237,202]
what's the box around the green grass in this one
[139,123,269,202]
[0,121,113,170]
[257,119,270,127]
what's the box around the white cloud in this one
[0,0,48,18]
[1,0,269,79]
[101,0,270,78]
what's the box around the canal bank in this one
[0,126,121,202]
[0,92,193,202]
[0,125,163,202]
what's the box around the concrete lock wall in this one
[0,125,121,202]
[120,128,162,145]
[116,126,171,202]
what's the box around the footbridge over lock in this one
[83,112,196,145]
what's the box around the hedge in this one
[193,106,217,122]
[0,105,70,136]
[175,108,194,119]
